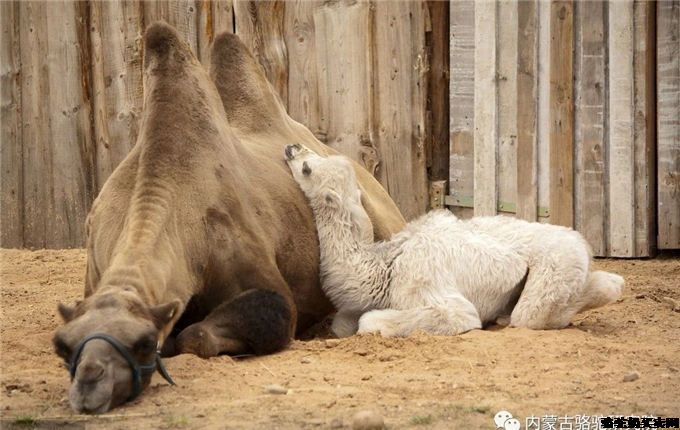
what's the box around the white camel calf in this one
[284,144,624,338]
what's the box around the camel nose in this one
[76,361,105,384]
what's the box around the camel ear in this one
[150,300,182,330]
[324,190,342,208]
[58,302,80,323]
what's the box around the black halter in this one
[69,333,175,402]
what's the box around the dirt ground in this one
[1,249,678,429]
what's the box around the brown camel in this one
[52,22,404,413]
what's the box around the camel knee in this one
[178,289,293,357]
[578,270,624,312]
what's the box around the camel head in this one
[53,290,180,413]
[284,143,374,243]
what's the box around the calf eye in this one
[302,162,312,176]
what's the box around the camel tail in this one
[579,270,625,312]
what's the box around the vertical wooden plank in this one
[43,0,96,248]
[608,0,635,256]
[90,1,144,189]
[473,0,497,216]
[197,0,234,65]
[1,0,23,248]
[516,0,538,222]
[449,0,475,219]
[549,0,574,228]
[284,1,322,138]
[426,1,450,183]
[497,0,518,216]
[19,1,50,248]
[143,0,199,55]
[657,0,680,249]
[632,0,656,257]
[372,1,428,220]
[574,0,606,255]
[313,1,372,163]
[234,0,288,105]
[537,0,551,222]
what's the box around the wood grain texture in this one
[608,0,635,256]
[549,0,573,228]
[44,1,96,248]
[425,1,450,183]
[657,0,680,249]
[284,0,322,138]
[574,0,606,255]
[143,0,198,54]
[0,0,23,247]
[537,0,551,220]
[234,0,288,105]
[449,0,475,219]
[632,0,656,256]
[89,1,144,189]
[473,0,497,216]
[516,0,538,222]
[313,0,372,163]
[372,1,428,220]
[197,0,234,64]
[19,1,51,248]
[497,0,518,216]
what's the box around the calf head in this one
[53,290,180,413]
[284,143,374,242]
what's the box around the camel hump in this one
[209,31,285,132]
[143,21,192,68]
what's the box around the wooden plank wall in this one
[447,0,664,257]
[1,0,439,248]
[657,0,680,249]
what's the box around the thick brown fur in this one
[53,22,405,413]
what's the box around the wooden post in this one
[549,0,574,228]
[473,0,497,216]
[516,0,538,222]
[448,0,475,219]
[0,0,23,247]
[574,0,606,255]
[608,0,635,256]
[657,0,680,250]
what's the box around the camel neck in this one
[310,202,391,311]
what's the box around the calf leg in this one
[357,295,482,337]
[176,288,293,358]
[510,237,590,329]
[331,309,363,338]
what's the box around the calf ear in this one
[150,300,182,330]
[57,302,80,322]
[324,190,342,208]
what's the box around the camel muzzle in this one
[68,333,175,403]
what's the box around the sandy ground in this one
[0,249,679,429]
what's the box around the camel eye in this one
[53,337,72,360]
[134,336,156,356]
[302,162,312,176]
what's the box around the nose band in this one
[69,333,175,402]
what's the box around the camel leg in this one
[510,237,590,329]
[331,309,363,338]
[357,295,482,337]
[175,288,293,358]
[571,270,624,313]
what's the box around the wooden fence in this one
[448,0,679,257]
[1,0,678,257]
[0,0,447,249]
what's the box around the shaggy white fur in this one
[284,144,624,338]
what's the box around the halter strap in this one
[69,333,175,402]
